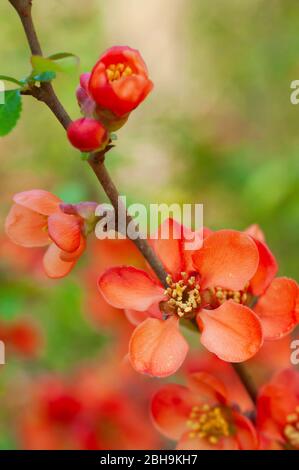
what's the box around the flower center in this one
[186,404,232,445]
[106,63,133,82]
[162,272,201,318]
[283,407,299,448]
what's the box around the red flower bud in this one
[67,118,108,152]
[88,46,153,118]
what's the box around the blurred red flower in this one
[257,369,299,450]
[0,318,43,358]
[98,219,298,377]
[151,372,258,450]
[17,360,162,450]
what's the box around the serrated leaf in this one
[0,75,22,86]
[31,53,79,75]
[0,90,22,137]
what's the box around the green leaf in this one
[32,71,56,82]
[0,75,22,86]
[48,52,80,72]
[31,53,79,75]
[0,90,22,137]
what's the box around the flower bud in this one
[67,118,108,152]
[88,46,153,118]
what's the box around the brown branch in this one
[9,0,258,400]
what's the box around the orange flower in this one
[151,372,258,450]
[5,190,88,278]
[257,369,299,450]
[88,46,153,119]
[98,219,298,377]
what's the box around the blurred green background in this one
[0,0,298,449]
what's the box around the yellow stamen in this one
[106,63,133,81]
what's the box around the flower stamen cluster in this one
[163,272,201,318]
[106,63,133,82]
[186,404,231,445]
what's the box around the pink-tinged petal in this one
[5,204,49,247]
[245,224,265,242]
[177,432,238,450]
[47,212,82,253]
[254,277,298,340]
[125,309,148,326]
[98,266,164,311]
[129,316,188,377]
[151,384,197,440]
[193,230,259,291]
[198,300,263,362]
[233,412,259,450]
[150,218,186,278]
[13,190,61,216]
[187,372,228,405]
[43,244,76,279]
[249,238,278,296]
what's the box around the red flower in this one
[88,46,153,118]
[17,361,161,450]
[151,372,258,450]
[67,118,108,152]
[98,219,298,377]
[257,369,299,450]
[0,318,43,358]
[5,190,88,278]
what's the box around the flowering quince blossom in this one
[257,369,299,450]
[151,371,258,450]
[5,190,97,279]
[75,46,153,132]
[98,218,299,377]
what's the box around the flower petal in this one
[233,412,259,450]
[98,266,164,311]
[193,230,259,291]
[150,218,186,279]
[249,238,278,296]
[254,277,299,340]
[187,372,228,404]
[59,235,86,261]
[257,369,299,433]
[177,432,238,450]
[129,316,189,377]
[43,244,76,279]
[245,224,265,242]
[125,302,162,326]
[151,384,197,440]
[5,204,49,247]
[13,190,60,216]
[198,300,263,362]
[47,212,82,253]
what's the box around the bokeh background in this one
[0,0,298,449]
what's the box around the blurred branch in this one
[232,363,257,403]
